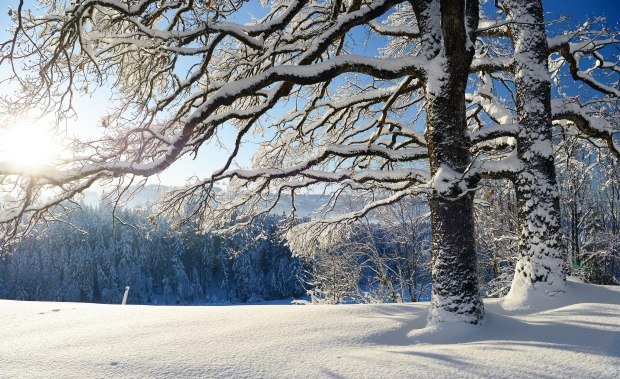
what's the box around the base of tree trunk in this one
[502,268,566,311]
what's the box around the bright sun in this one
[0,118,66,169]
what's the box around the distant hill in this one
[77,185,349,219]
[79,184,172,209]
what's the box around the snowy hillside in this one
[1,280,618,378]
[79,186,334,218]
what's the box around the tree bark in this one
[505,0,566,301]
[415,0,483,324]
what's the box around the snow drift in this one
[1,280,618,378]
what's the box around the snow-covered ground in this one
[1,280,618,378]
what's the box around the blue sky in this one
[544,0,619,23]
[0,1,618,186]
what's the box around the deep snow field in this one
[1,280,618,378]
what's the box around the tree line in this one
[1,146,616,305]
[0,204,305,304]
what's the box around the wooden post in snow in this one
[122,286,130,305]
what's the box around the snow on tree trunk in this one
[504,0,566,307]
[417,0,483,324]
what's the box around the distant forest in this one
[0,204,306,305]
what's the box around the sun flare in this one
[0,118,66,170]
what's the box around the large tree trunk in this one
[505,0,566,305]
[415,0,483,324]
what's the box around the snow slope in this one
[1,280,618,378]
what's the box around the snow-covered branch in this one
[552,99,620,159]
